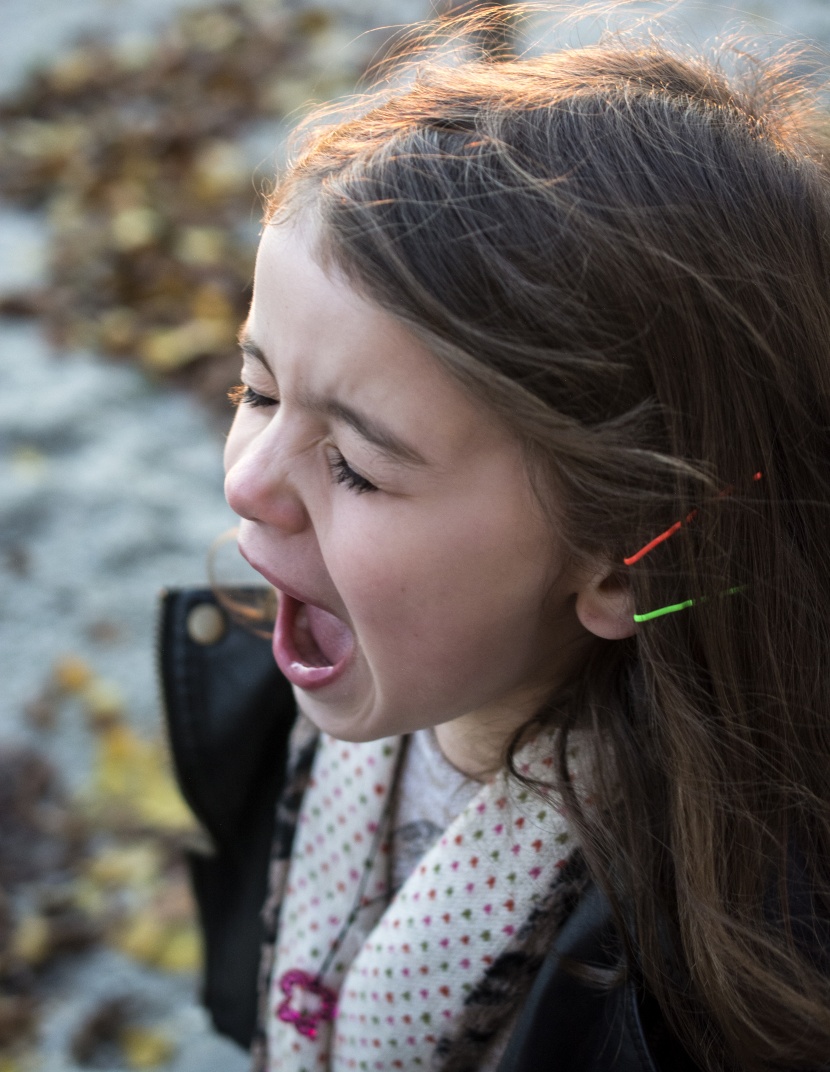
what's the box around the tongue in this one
[299,604,353,666]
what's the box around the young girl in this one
[162,9,830,1071]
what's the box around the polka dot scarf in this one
[267,733,578,1071]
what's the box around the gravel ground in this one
[1,3,243,1071]
[1,1,829,1070]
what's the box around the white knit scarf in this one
[266,732,577,1072]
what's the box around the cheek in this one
[326,529,415,631]
[330,509,553,657]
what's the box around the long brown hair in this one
[265,9,830,1069]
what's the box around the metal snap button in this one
[186,602,226,645]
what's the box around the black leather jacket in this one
[158,588,702,1071]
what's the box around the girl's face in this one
[224,220,592,753]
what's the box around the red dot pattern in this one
[268,733,575,1071]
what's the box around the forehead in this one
[248,221,520,464]
[250,220,412,388]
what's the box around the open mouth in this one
[273,593,354,689]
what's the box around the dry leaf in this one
[51,655,93,694]
[91,725,197,833]
[81,678,126,726]
[111,910,167,966]
[9,917,49,968]
[153,925,201,974]
[0,0,374,414]
[85,844,161,889]
[110,207,164,252]
[120,1025,175,1069]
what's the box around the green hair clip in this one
[626,472,761,623]
[633,586,746,623]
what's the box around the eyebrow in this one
[238,331,427,467]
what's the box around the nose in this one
[224,419,308,535]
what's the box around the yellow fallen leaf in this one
[70,876,108,919]
[111,912,200,974]
[111,910,167,965]
[82,678,126,725]
[52,655,93,694]
[140,318,234,372]
[11,915,50,966]
[192,139,248,198]
[154,925,201,973]
[132,752,197,832]
[9,119,85,161]
[85,843,161,889]
[189,282,235,322]
[94,724,140,799]
[48,48,100,93]
[120,1026,175,1069]
[110,207,163,251]
[175,226,225,267]
[87,721,197,834]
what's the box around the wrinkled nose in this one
[224,428,308,535]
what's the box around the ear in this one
[574,566,638,641]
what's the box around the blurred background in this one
[0,1,828,1070]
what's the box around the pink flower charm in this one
[276,969,338,1039]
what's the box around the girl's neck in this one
[433,703,537,782]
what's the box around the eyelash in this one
[329,449,378,494]
[230,383,377,494]
[228,384,277,408]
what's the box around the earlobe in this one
[574,569,638,640]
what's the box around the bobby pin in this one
[624,472,762,567]
[633,586,746,623]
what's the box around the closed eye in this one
[328,448,378,494]
[228,384,279,409]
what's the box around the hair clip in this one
[626,471,761,622]
[633,586,745,623]
[624,472,762,567]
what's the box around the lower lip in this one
[272,592,352,690]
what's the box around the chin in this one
[293,691,394,744]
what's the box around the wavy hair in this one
[264,9,830,1069]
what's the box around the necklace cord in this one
[315,744,407,982]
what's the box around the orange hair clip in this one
[624,472,762,567]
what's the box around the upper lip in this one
[237,540,336,615]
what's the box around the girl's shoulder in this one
[497,879,699,1072]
